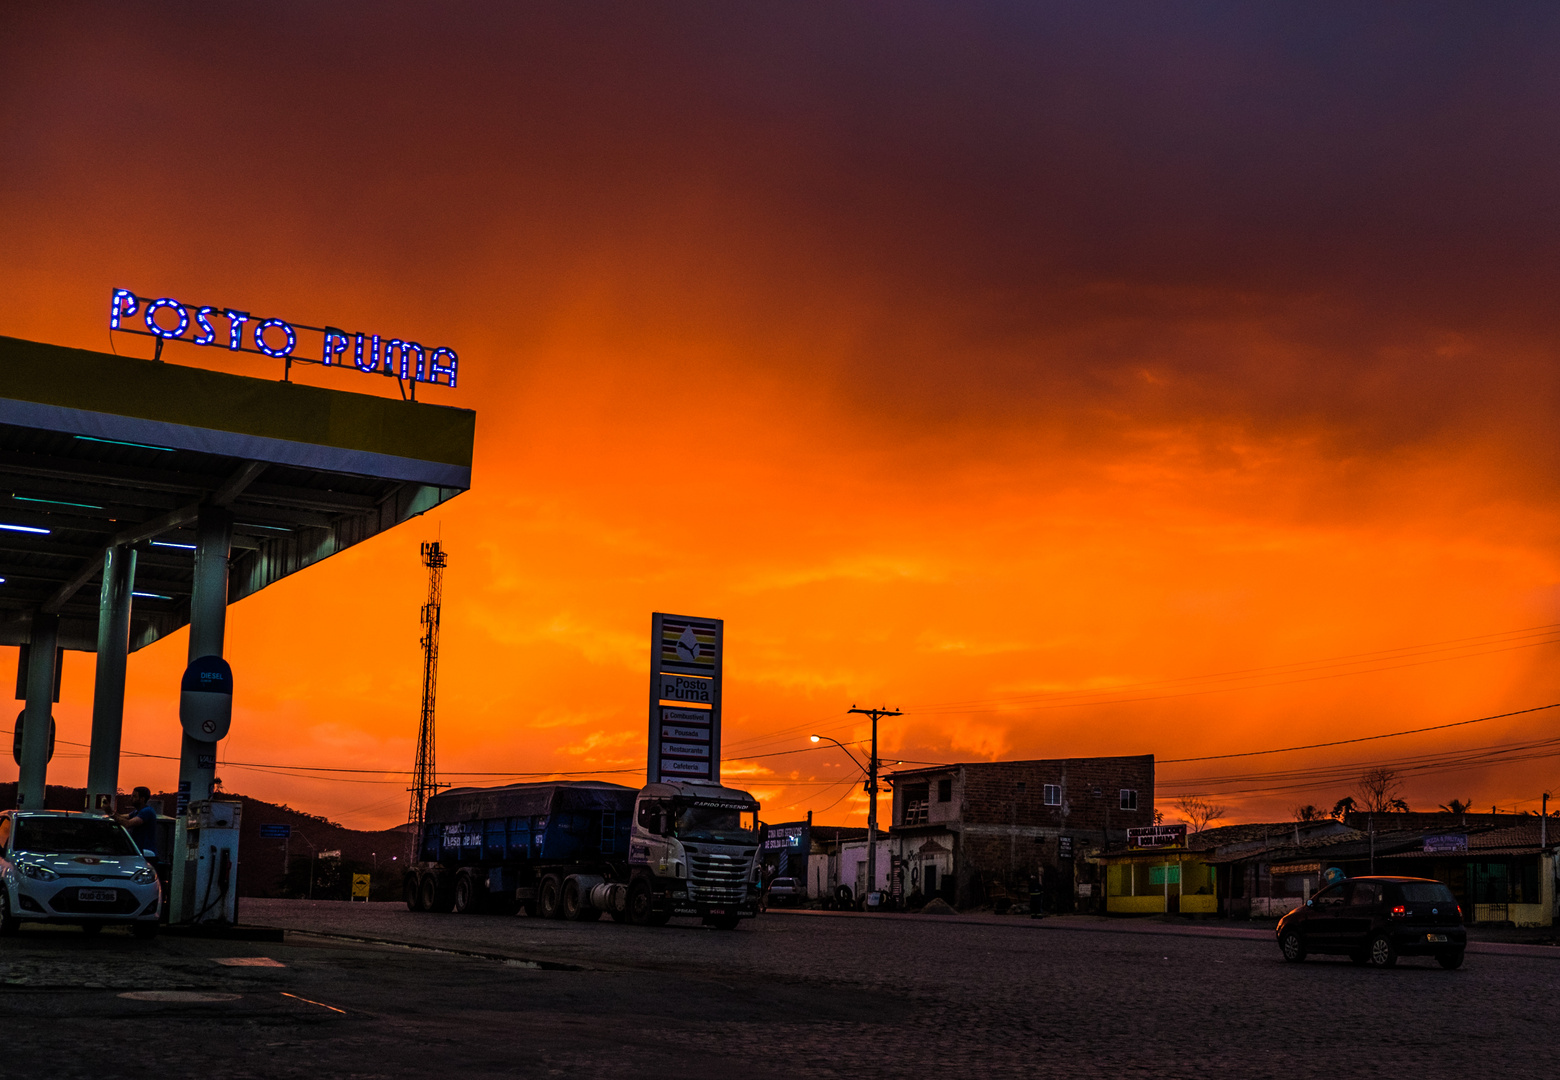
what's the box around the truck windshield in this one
[13,817,139,857]
[673,802,758,841]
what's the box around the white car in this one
[0,810,161,937]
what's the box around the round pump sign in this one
[179,655,233,742]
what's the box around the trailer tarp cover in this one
[425,781,638,824]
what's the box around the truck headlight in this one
[21,862,58,881]
[132,866,157,885]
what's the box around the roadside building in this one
[761,816,812,881]
[836,835,894,902]
[886,755,1155,911]
[1179,812,1558,927]
[1374,820,1556,927]
[805,825,868,902]
[1092,820,1358,916]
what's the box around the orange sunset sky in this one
[3,4,1560,830]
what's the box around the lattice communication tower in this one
[407,541,447,859]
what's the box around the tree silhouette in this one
[1356,768,1409,814]
[1439,798,1472,814]
[1293,804,1324,822]
[1175,795,1226,834]
[1330,796,1356,820]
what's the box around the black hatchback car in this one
[1276,876,1466,969]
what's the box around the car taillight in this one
[1456,905,1462,920]
[1390,905,1406,918]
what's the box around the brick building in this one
[886,755,1155,911]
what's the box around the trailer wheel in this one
[561,876,601,921]
[420,871,455,913]
[404,872,424,912]
[537,874,565,919]
[453,869,486,914]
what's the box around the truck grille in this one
[687,853,749,903]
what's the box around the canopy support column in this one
[84,544,136,813]
[16,612,59,810]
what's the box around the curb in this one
[763,908,1560,958]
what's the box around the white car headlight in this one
[132,866,157,885]
[21,862,58,881]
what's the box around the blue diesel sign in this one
[109,288,459,389]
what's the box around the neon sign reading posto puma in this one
[108,288,458,388]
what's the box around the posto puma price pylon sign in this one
[647,613,723,784]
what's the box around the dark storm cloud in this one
[5,3,1557,442]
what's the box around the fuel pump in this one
[185,799,242,925]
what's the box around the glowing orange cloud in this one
[3,5,1558,828]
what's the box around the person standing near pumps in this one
[114,786,159,860]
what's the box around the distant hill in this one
[0,783,410,901]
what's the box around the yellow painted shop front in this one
[1102,854,1217,914]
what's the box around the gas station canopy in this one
[0,335,476,652]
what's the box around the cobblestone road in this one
[2,900,1555,1079]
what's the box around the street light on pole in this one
[837,706,902,907]
[812,723,904,907]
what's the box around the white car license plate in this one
[1426,933,1448,943]
[77,889,117,903]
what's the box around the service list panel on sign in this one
[648,614,723,784]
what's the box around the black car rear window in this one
[1399,882,1456,904]
[13,817,139,857]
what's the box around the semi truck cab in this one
[628,780,762,929]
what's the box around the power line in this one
[902,623,1560,716]
[1160,736,1560,801]
[1159,702,1560,765]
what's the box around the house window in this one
[1120,789,1138,811]
[937,778,952,802]
[1043,784,1062,806]
[903,783,930,826]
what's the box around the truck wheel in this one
[627,878,659,926]
[538,874,565,919]
[561,877,602,921]
[404,872,424,912]
[453,869,486,914]
[420,872,455,913]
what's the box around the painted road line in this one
[215,957,286,967]
[280,991,347,1014]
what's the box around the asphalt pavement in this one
[2,900,1556,1079]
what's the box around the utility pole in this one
[407,542,448,862]
[848,705,901,908]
